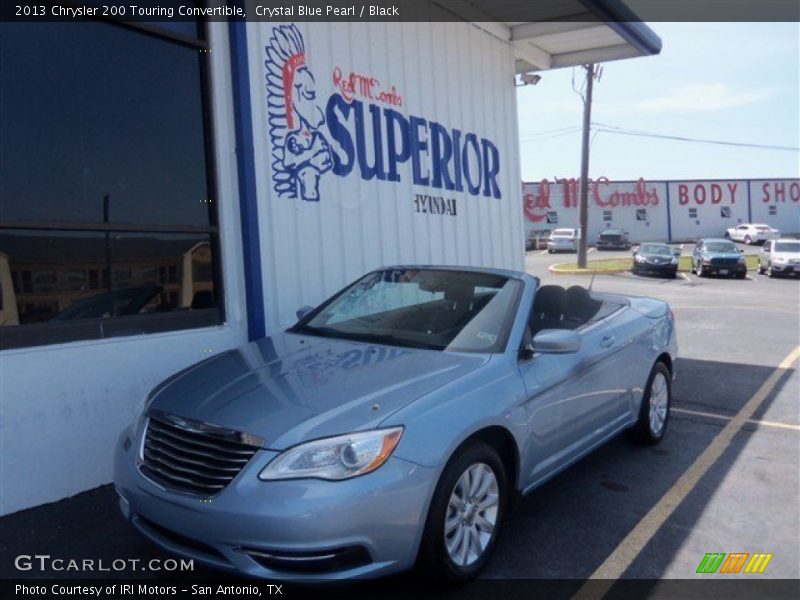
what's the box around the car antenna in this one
[588,269,597,291]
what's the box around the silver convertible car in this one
[114,266,677,581]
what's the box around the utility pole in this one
[577,64,595,269]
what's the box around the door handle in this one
[600,335,615,348]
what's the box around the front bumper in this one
[700,263,747,276]
[114,426,438,580]
[770,262,800,274]
[633,262,677,276]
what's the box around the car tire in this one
[416,441,507,581]
[724,231,730,239]
[758,263,765,275]
[744,235,752,245]
[628,362,671,445]
[548,249,554,254]
[767,263,775,278]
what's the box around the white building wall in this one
[749,179,800,234]
[524,178,799,243]
[246,21,524,332]
[0,23,248,516]
[523,178,668,242]
[667,180,749,241]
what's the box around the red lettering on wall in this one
[727,182,738,203]
[678,184,689,205]
[523,179,551,222]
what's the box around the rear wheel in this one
[767,263,776,278]
[744,235,752,245]
[629,362,671,445]
[417,442,507,581]
[724,231,731,239]
[758,262,765,275]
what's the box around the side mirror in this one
[296,305,314,321]
[532,329,581,354]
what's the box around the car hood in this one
[701,251,741,259]
[146,332,489,449]
[773,251,800,260]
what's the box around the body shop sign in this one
[264,24,501,214]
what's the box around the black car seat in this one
[530,285,566,335]
[564,285,602,327]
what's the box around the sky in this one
[516,22,800,182]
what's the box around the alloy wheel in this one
[444,463,499,567]
[649,372,669,436]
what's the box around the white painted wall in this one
[523,178,668,243]
[0,23,248,516]
[246,20,524,332]
[667,180,749,241]
[523,178,799,243]
[749,179,800,234]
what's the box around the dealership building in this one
[0,4,662,515]
[523,177,800,243]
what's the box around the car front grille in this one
[139,413,261,496]
[710,257,738,266]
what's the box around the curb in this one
[548,263,630,275]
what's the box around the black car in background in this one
[632,243,680,278]
[691,238,747,279]
[596,228,631,250]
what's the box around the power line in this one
[590,122,799,152]
[519,129,582,144]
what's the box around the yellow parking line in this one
[679,272,692,283]
[574,345,800,598]
[672,407,800,432]
[588,247,596,254]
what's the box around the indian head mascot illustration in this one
[265,25,332,201]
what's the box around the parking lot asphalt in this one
[1,247,798,590]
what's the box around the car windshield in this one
[291,269,522,353]
[775,241,800,252]
[705,241,737,252]
[640,244,671,256]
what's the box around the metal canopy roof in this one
[439,0,662,73]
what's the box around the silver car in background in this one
[759,239,800,277]
[114,267,677,581]
[547,228,579,253]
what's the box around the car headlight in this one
[635,255,646,263]
[738,255,746,263]
[670,257,678,265]
[773,256,787,263]
[259,427,403,481]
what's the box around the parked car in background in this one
[114,266,677,581]
[758,239,800,278]
[691,239,747,278]
[525,228,551,251]
[547,228,579,253]
[595,228,631,250]
[725,223,780,245]
[632,243,680,278]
